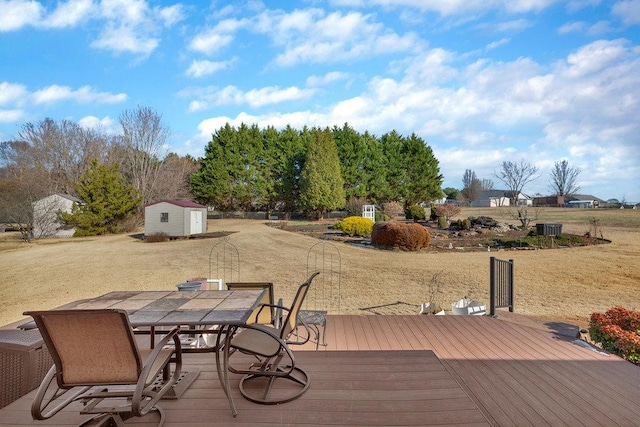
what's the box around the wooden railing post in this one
[489,257,514,316]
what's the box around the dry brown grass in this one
[1,207,638,329]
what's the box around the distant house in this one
[564,194,605,208]
[144,200,208,238]
[470,190,532,207]
[32,194,80,238]
[533,195,565,207]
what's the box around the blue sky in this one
[1,0,639,202]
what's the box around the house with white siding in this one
[470,190,532,207]
[144,200,208,238]
[32,194,80,238]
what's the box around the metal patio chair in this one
[226,282,277,326]
[24,309,182,427]
[217,272,320,416]
[298,241,341,349]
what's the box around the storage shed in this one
[144,200,207,238]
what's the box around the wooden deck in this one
[2,314,639,426]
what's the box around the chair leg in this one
[31,366,91,421]
[238,365,310,405]
[77,407,164,427]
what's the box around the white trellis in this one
[362,204,375,221]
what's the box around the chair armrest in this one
[133,327,182,415]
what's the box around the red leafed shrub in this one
[371,222,431,251]
[589,306,640,365]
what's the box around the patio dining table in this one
[38,289,266,408]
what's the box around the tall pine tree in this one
[300,129,345,218]
[60,159,141,236]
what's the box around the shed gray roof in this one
[145,199,207,208]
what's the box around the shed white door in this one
[190,211,202,234]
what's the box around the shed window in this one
[160,212,169,222]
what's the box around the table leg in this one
[215,324,239,417]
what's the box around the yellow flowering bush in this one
[334,216,374,237]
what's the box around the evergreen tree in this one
[234,123,270,210]
[362,131,387,203]
[300,129,345,218]
[402,133,443,205]
[332,123,368,200]
[270,125,305,213]
[379,130,406,203]
[60,159,141,236]
[189,123,236,209]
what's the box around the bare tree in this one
[462,169,476,189]
[460,170,494,204]
[118,106,170,205]
[461,169,483,203]
[481,178,494,190]
[12,118,112,194]
[153,153,198,200]
[548,160,581,197]
[494,159,540,205]
[0,118,114,239]
[0,164,51,240]
[494,159,540,228]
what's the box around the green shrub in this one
[371,222,431,251]
[430,206,438,221]
[437,216,448,229]
[404,205,426,222]
[335,216,374,237]
[374,211,389,222]
[458,218,471,230]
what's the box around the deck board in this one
[2,314,640,426]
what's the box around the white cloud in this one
[486,38,510,50]
[189,31,235,55]
[185,59,235,78]
[0,0,184,56]
[306,71,351,87]
[0,109,24,123]
[156,4,184,27]
[267,10,422,66]
[612,0,640,26]
[32,85,127,104]
[78,115,118,132]
[0,0,42,31]
[564,39,628,78]
[90,25,159,55]
[188,17,249,55]
[189,8,422,66]
[186,85,317,110]
[0,82,28,106]
[42,0,94,29]
[330,0,558,16]
[91,0,185,56]
[558,21,585,34]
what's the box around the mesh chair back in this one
[226,282,275,325]
[27,309,142,387]
[281,272,319,339]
